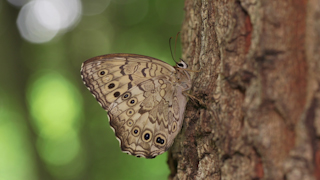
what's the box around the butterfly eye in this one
[127,119,134,127]
[113,91,120,98]
[122,92,131,100]
[108,83,115,89]
[177,60,188,68]
[142,130,153,143]
[171,122,177,132]
[156,137,165,144]
[154,134,166,147]
[127,97,138,106]
[105,81,119,91]
[131,126,140,137]
[144,134,150,140]
[126,108,135,116]
[98,70,108,77]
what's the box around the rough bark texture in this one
[168,0,320,179]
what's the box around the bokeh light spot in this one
[37,131,81,166]
[34,0,61,31]
[16,0,82,43]
[27,71,82,140]
[0,106,38,180]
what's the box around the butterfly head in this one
[176,59,188,69]
[175,60,192,91]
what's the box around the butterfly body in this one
[81,53,191,158]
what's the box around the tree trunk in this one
[168,0,320,179]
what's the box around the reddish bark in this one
[168,0,320,179]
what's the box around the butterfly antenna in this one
[174,32,180,62]
[169,37,178,64]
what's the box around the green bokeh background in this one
[0,0,184,179]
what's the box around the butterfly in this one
[81,53,192,158]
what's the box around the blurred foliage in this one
[0,0,185,179]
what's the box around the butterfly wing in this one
[81,54,175,110]
[108,75,187,158]
[81,54,188,158]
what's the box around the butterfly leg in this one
[183,92,206,107]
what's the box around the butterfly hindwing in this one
[107,76,185,158]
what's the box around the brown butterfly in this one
[81,53,191,158]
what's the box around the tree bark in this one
[168,0,320,179]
